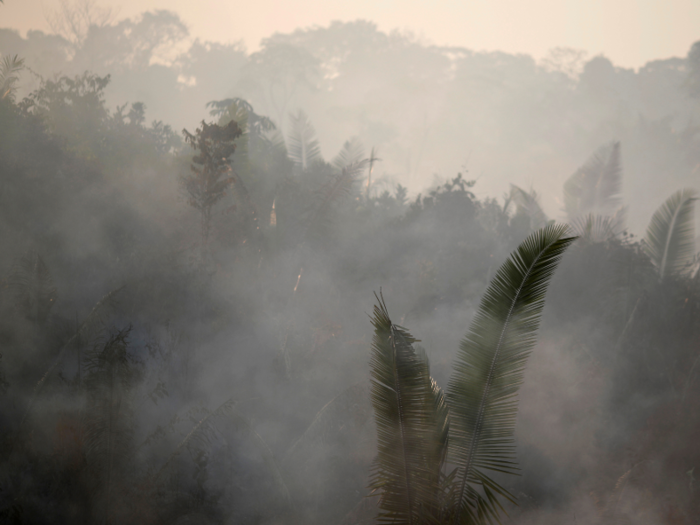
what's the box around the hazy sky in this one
[2,0,699,68]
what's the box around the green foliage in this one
[447,224,576,523]
[369,294,447,525]
[369,225,576,525]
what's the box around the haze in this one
[1,1,700,524]
[4,0,700,68]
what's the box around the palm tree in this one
[0,54,25,101]
[369,224,576,525]
[563,141,622,221]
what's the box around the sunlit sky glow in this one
[2,0,699,68]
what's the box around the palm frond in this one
[563,141,622,219]
[333,136,366,170]
[19,286,125,431]
[287,109,322,170]
[369,293,445,525]
[643,188,697,279]
[0,54,24,101]
[509,185,549,231]
[447,224,576,524]
[569,208,626,243]
[303,159,367,241]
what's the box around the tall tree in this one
[182,120,242,242]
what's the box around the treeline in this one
[2,14,700,223]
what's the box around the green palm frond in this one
[333,136,366,170]
[510,185,549,231]
[447,224,576,524]
[643,188,697,279]
[287,109,322,170]
[564,141,622,219]
[369,293,445,525]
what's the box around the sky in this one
[2,0,699,69]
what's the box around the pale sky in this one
[2,0,699,68]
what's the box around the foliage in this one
[287,109,322,171]
[0,54,24,101]
[182,120,243,241]
[369,225,576,525]
[1,38,700,524]
[643,188,697,279]
[563,141,622,220]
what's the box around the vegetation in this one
[0,13,699,525]
[369,225,576,525]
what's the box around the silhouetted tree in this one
[182,120,242,242]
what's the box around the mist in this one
[1,2,699,524]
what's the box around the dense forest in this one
[1,5,700,525]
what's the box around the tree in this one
[0,54,24,102]
[239,42,320,132]
[46,0,114,50]
[687,40,700,99]
[182,120,242,242]
[369,224,576,524]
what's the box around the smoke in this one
[0,5,699,525]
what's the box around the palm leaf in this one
[287,109,322,170]
[509,185,549,231]
[369,293,445,525]
[333,136,366,170]
[0,54,24,101]
[303,159,367,241]
[564,141,622,219]
[447,224,576,524]
[569,208,626,243]
[643,188,697,279]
